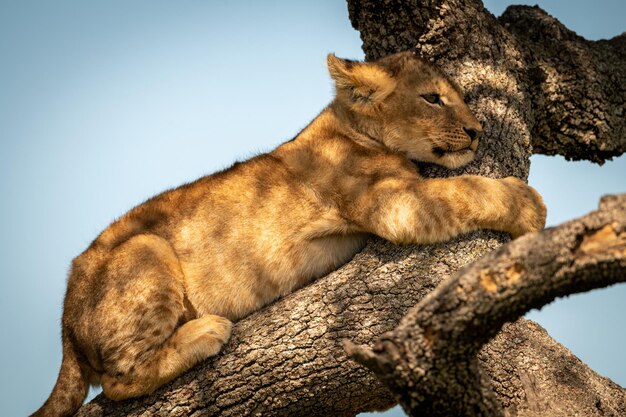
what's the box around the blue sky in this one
[0,1,623,416]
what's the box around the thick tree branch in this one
[500,6,626,163]
[346,194,626,416]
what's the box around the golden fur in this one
[33,51,546,417]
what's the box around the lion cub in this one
[34,51,545,417]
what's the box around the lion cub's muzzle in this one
[464,126,481,152]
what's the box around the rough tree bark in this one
[77,1,625,416]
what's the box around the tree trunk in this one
[77,1,625,416]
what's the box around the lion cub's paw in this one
[177,314,232,359]
[205,315,233,344]
[500,177,547,238]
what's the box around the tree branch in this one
[500,6,626,163]
[346,194,626,416]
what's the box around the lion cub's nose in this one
[463,127,481,141]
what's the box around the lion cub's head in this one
[328,51,482,169]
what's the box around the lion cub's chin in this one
[438,149,476,169]
[410,149,475,170]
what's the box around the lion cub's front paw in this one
[500,177,547,238]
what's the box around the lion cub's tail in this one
[31,335,88,417]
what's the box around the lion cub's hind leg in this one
[93,234,231,401]
[101,314,232,400]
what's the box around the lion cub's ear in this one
[327,54,396,112]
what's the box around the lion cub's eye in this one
[422,93,443,105]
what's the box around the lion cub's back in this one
[170,155,365,320]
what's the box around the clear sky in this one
[0,1,623,416]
